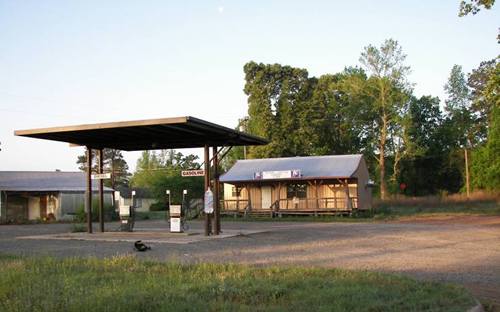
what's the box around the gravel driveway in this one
[1,216,499,305]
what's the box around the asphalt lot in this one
[1,216,499,305]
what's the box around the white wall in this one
[28,196,40,220]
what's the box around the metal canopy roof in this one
[14,116,268,151]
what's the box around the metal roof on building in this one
[0,171,114,192]
[220,154,364,183]
[14,116,268,151]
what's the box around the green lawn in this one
[0,254,475,312]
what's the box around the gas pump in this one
[169,189,188,233]
[119,190,136,232]
[169,204,182,233]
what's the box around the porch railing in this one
[220,199,250,213]
[276,197,358,210]
[221,197,358,212]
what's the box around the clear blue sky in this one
[0,0,498,172]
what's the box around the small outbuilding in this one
[220,154,372,216]
[0,171,113,223]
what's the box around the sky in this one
[0,0,498,172]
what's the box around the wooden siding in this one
[222,180,365,212]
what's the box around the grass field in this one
[0,254,475,312]
[373,200,499,220]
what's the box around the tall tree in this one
[77,149,129,189]
[243,62,312,158]
[131,150,203,205]
[468,58,498,138]
[444,65,477,147]
[358,39,412,199]
[299,68,371,156]
[470,61,500,190]
[398,96,464,195]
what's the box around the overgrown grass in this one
[223,192,499,222]
[373,192,500,220]
[0,254,475,312]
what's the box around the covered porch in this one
[221,178,361,217]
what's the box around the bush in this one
[70,223,87,233]
[149,201,168,211]
[75,202,118,223]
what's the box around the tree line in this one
[77,1,498,201]
[237,39,498,198]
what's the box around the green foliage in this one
[459,0,495,16]
[0,255,475,312]
[243,62,313,158]
[471,103,500,190]
[131,150,204,205]
[77,149,130,189]
[469,60,500,191]
[75,202,117,223]
[70,223,87,233]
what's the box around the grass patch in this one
[0,254,475,312]
[135,211,168,220]
[373,199,500,220]
[70,223,87,233]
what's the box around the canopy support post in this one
[204,145,211,236]
[98,148,105,233]
[86,147,93,233]
[212,146,220,235]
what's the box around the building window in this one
[135,198,142,208]
[287,184,307,199]
[232,186,242,197]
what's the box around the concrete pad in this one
[17,229,267,244]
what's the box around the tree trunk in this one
[379,81,388,200]
[379,145,387,199]
[379,112,388,200]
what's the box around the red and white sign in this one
[181,170,205,177]
[254,170,301,180]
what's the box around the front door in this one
[40,195,47,219]
[261,186,272,209]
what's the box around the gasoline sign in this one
[91,173,111,180]
[204,188,214,214]
[181,170,205,177]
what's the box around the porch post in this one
[315,180,320,210]
[236,185,240,212]
[345,179,352,210]
[98,149,105,233]
[86,147,93,233]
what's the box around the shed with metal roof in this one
[220,154,372,216]
[0,171,113,222]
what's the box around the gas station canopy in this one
[14,116,268,150]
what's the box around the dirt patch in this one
[393,215,500,226]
